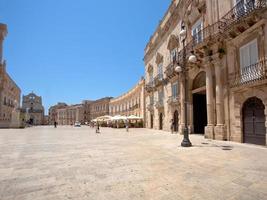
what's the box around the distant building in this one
[89,97,112,120]
[57,104,84,125]
[43,115,49,125]
[109,78,145,118]
[0,23,21,128]
[48,102,68,124]
[21,92,45,125]
[82,100,93,124]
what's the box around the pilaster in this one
[204,57,215,139]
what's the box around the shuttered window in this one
[158,63,163,78]
[172,82,179,98]
[239,39,259,82]
[192,19,203,44]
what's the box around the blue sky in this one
[0,0,170,113]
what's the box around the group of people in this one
[92,119,130,133]
[54,120,132,134]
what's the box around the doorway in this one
[150,114,154,129]
[192,71,207,134]
[173,110,179,132]
[243,97,266,145]
[159,113,163,130]
[193,93,207,134]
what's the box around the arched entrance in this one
[159,113,163,130]
[150,114,154,129]
[173,110,179,132]
[243,97,266,145]
[192,72,207,134]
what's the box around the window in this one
[170,49,177,63]
[192,19,203,44]
[149,71,153,83]
[239,39,259,81]
[172,82,179,98]
[158,63,163,78]
[150,95,154,105]
[158,90,164,103]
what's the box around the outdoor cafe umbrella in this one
[127,115,143,120]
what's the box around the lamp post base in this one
[181,128,192,147]
[181,138,192,147]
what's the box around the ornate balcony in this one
[154,73,165,87]
[220,0,267,39]
[147,103,154,112]
[230,59,267,88]
[165,62,178,80]
[155,101,164,109]
[145,80,154,93]
[167,96,179,106]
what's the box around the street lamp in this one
[176,22,196,147]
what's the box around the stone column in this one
[204,58,215,139]
[213,55,226,140]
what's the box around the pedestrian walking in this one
[96,122,100,134]
[54,121,57,128]
[125,119,129,132]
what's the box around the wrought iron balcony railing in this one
[230,58,267,87]
[155,101,164,109]
[221,0,267,31]
[147,103,154,111]
[165,62,177,79]
[154,73,164,87]
[145,80,154,92]
[174,0,267,61]
[167,96,180,105]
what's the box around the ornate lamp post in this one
[175,22,197,147]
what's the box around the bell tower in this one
[0,23,7,64]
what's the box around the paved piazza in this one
[0,127,266,200]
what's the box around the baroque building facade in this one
[21,92,45,125]
[0,23,21,128]
[82,100,93,123]
[109,78,145,118]
[57,104,84,125]
[48,102,68,124]
[144,0,267,145]
[89,97,112,120]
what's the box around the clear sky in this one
[0,0,170,113]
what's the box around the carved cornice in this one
[144,0,207,64]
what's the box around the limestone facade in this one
[144,0,267,145]
[89,97,112,120]
[48,102,68,124]
[82,100,93,123]
[0,23,21,128]
[109,78,145,118]
[21,92,44,125]
[57,104,84,125]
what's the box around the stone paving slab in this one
[0,126,266,200]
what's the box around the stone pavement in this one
[0,126,266,200]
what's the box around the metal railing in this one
[165,62,176,78]
[221,0,267,31]
[173,0,267,62]
[154,73,164,86]
[167,96,179,105]
[230,58,267,87]
[145,80,154,92]
[155,100,164,109]
[147,103,154,111]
